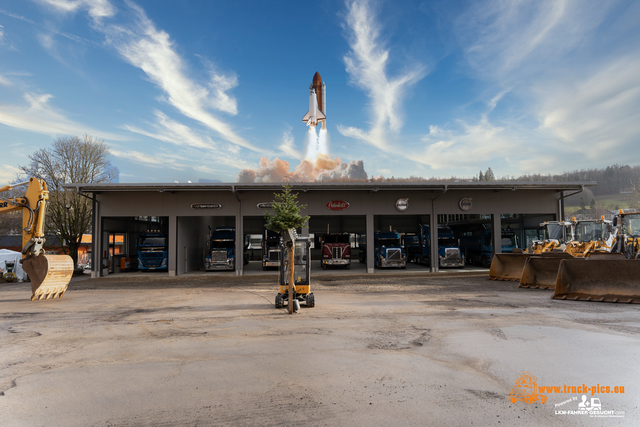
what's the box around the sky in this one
[0,0,639,184]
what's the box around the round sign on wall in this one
[396,198,409,212]
[458,198,473,211]
[326,200,350,211]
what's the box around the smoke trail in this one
[318,128,330,155]
[305,127,318,159]
[237,153,368,183]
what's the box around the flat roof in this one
[64,181,596,193]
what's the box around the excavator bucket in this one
[489,253,535,281]
[519,253,573,290]
[22,254,74,301]
[553,259,640,303]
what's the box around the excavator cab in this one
[0,178,74,300]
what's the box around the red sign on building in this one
[326,200,350,211]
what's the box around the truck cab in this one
[374,231,407,268]
[136,231,168,271]
[320,232,351,269]
[418,224,464,268]
[401,233,421,263]
[205,226,236,271]
[459,226,518,267]
[262,230,282,269]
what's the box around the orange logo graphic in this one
[509,371,547,404]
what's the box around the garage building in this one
[65,181,594,278]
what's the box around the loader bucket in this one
[553,259,640,303]
[519,253,573,290]
[489,253,535,281]
[22,254,74,301]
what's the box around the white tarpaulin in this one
[0,249,26,281]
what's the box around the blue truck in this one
[137,231,168,271]
[205,226,236,271]
[416,224,465,268]
[374,231,407,268]
[459,227,518,267]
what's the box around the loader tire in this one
[481,256,491,268]
[306,293,315,308]
[275,293,284,309]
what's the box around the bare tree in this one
[19,134,118,267]
[0,184,23,237]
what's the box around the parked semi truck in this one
[137,230,168,271]
[320,232,351,269]
[205,226,236,271]
[460,226,518,267]
[401,233,421,263]
[416,224,464,268]
[262,229,282,270]
[374,231,407,268]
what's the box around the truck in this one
[319,232,351,269]
[459,226,518,268]
[205,226,236,271]
[137,230,168,271]
[262,230,282,270]
[417,224,464,268]
[401,233,421,263]
[374,231,407,268]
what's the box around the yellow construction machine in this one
[489,221,572,281]
[519,217,615,289]
[553,209,640,303]
[0,178,74,300]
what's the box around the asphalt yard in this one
[1,271,638,426]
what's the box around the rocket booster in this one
[302,71,326,129]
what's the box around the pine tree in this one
[264,184,310,234]
[478,170,484,182]
[485,167,495,181]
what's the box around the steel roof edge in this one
[63,181,596,193]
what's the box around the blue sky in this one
[1,0,639,183]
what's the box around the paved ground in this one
[1,272,638,426]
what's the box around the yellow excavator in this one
[0,177,74,300]
[553,209,640,303]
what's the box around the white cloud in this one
[0,164,21,184]
[123,110,252,171]
[0,24,4,43]
[0,74,10,86]
[35,0,116,22]
[337,0,427,150]
[536,55,640,164]
[99,2,258,152]
[108,149,187,170]
[0,92,123,140]
[278,128,303,159]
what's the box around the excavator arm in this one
[0,178,73,300]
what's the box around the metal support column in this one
[168,215,177,276]
[491,213,502,260]
[366,213,374,273]
[430,202,438,273]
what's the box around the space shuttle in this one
[302,71,326,130]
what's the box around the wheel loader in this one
[489,221,572,281]
[520,217,614,289]
[553,209,640,303]
[0,178,74,300]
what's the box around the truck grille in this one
[269,250,281,262]
[445,248,461,263]
[331,247,343,259]
[387,248,401,260]
[211,250,227,262]
[140,252,163,266]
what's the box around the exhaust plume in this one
[237,153,368,183]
